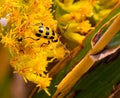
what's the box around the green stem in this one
[91,13,120,54]
[52,14,120,98]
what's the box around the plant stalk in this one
[52,14,120,98]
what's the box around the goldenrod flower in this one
[0,0,67,95]
[93,0,120,22]
[55,0,95,45]
[77,20,92,34]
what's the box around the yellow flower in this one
[55,0,95,45]
[0,0,67,95]
[77,20,93,34]
[10,53,51,95]
[93,0,119,22]
[37,74,52,96]
[0,30,19,56]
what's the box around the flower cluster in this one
[54,0,96,45]
[0,0,67,95]
[93,0,120,22]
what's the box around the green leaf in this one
[74,55,120,98]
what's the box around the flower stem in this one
[52,14,120,98]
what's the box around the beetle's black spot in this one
[39,29,43,33]
[39,26,43,33]
[39,26,43,28]
[46,27,49,30]
[18,37,22,41]
[52,30,55,35]
[46,31,49,35]
[47,57,53,61]
[50,36,54,39]
[52,39,58,42]
[35,33,41,37]
[41,23,43,25]
[43,36,47,38]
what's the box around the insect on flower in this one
[29,22,70,58]
[32,23,59,44]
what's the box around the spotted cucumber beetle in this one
[32,23,58,43]
[31,22,70,55]
[15,22,70,58]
